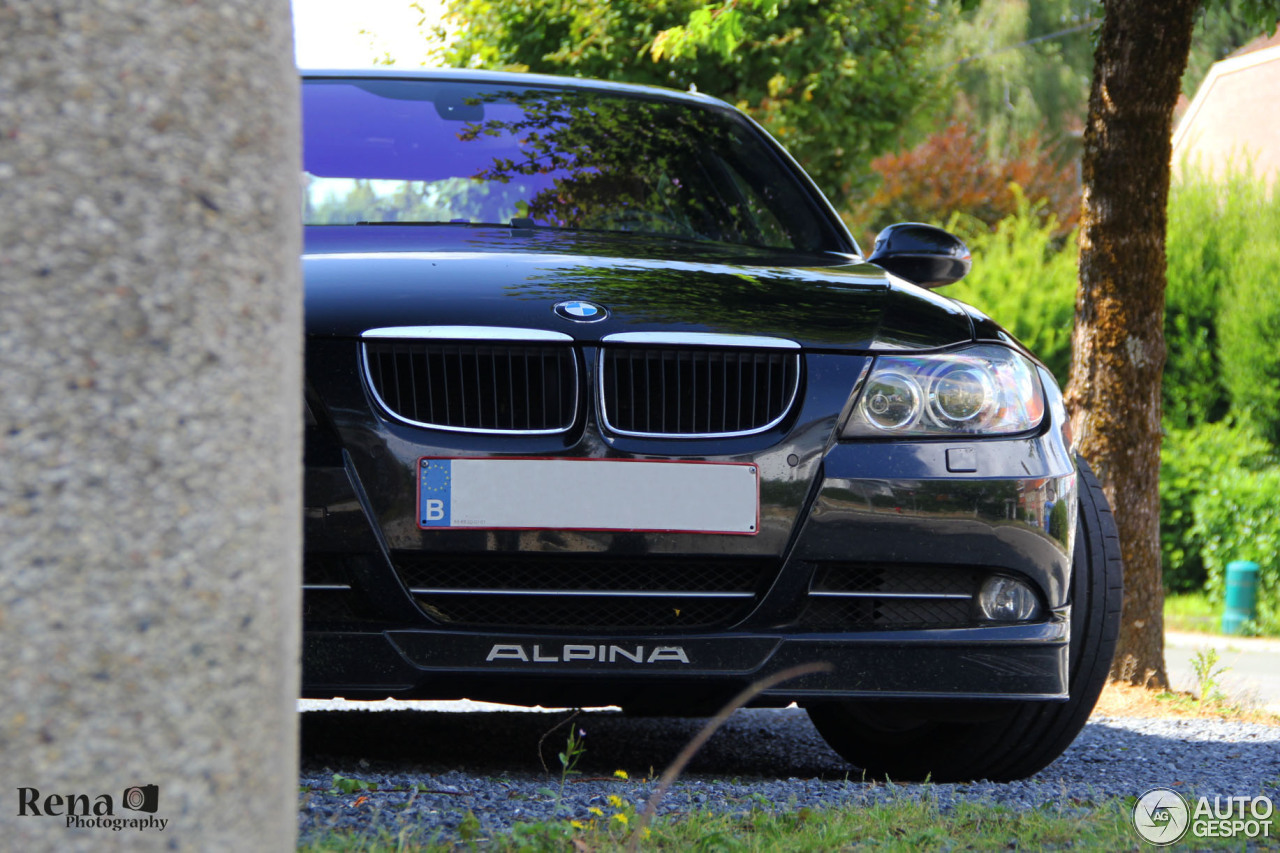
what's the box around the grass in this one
[1164,591,1222,634]
[1164,590,1280,638]
[297,795,1147,851]
[299,791,1280,851]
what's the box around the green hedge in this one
[1217,223,1280,444]
[1168,167,1280,433]
[1192,466,1280,634]
[1164,175,1230,428]
[1160,422,1274,592]
[1162,169,1280,610]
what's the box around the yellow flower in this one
[607,794,625,808]
[570,820,585,830]
[588,807,604,816]
[613,769,629,780]
[611,812,629,826]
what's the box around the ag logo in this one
[1132,787,1190,846]
[553,300,608,323]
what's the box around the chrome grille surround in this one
[361,326,578,435]
[598,332,801,438]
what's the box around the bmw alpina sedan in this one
[300,69,1121,782]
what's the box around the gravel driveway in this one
[298,705,1280,844]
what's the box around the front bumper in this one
[302,435,1078,704]
[303,345,1079,705]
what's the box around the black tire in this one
[805,456,1123,782]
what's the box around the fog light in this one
[978,576,1041,622]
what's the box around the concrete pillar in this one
[0,2,301,849]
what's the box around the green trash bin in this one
[1221,560,1260,635]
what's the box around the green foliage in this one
[1166,166,1280,439]
[649,0,779,62]
[330,774,377,794]
[942,0,1098,157]
[457,809,481,843]
[945,190,1077,386]
[556,724,585,803]
[1192,465,1280,632]
[1163,169,1266,429]
[1161,422,1274,593]
[1216,183,1280,444]
[1190,647,1229,706]
[443,0,950,206]
[1221,252,1280,445]
[933,167,1280,609]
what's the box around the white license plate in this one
[417,458,759,534]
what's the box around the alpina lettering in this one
[485,643,690,664]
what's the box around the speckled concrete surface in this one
[0,2,301,849]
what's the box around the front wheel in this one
[805,457,1123,782]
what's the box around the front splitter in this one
[302,612,1069,704]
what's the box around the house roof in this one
[1173,42,1280,186]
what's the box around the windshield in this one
[302,78,844,253]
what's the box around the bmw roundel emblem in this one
[553,300,608,323]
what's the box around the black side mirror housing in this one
[867,222,972,288]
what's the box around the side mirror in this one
[867,222,971,288]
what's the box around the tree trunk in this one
[1067,0,1201,688]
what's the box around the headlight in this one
[842,345,1045,438]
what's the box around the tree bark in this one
[1067,0,1201,688]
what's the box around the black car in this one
[300,69,1121,782]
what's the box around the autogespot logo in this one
[1131,787,1276,845]
[553,300,608,322]
[1132,787,1191,846]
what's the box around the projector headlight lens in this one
[843,345,1045,437]
[931,365,992,424]
[862,371,922,431]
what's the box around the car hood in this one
[303,226,973,351]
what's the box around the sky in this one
[291,0,448,69]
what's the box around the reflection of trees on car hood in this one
[504,260,887,344]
